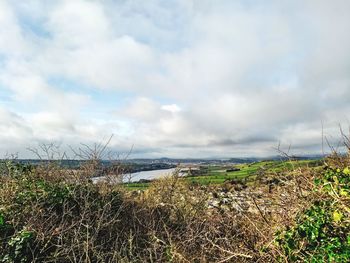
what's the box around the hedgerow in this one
[275,165,350,262]
[1,154,348,262]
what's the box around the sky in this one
[0,0,350,159]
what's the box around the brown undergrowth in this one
[1,154,344,262]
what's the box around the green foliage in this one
[276,166,350,262]
[1,207,34,263]
[0,229,35,263]
[315,166,350,197]
[0,161,34,178]
[0,214,4,227]
[0,162,127,262]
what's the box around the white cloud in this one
[47,0,111,48]
[161,104,181,113]
[0,2,26,56]
[0,0,350,158]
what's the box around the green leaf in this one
[0,213,4,226]
[340,189,348,196]
[332,210,343,223]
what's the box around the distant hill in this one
[3,154,323,168]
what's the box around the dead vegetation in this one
[0,159,322,262]
[1,139,349,262]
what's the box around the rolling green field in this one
[125,159,323,189]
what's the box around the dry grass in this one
[2,152,346,262]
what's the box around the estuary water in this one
[92,168,177,183]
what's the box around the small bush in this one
[275,166,350,262]
[2,157,346,262]
[0,162,271,262]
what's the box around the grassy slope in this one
[125,159,322,189]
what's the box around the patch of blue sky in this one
[131,30,190,53]
[108,1,191,52]
[18,16,51,39]
[0,85,37,114]
[47,77,137,116]
[0,87,12,103]
[47,77,91,93]
[47,76,177,107]
[236,0,280,11]
[0,55,6,66]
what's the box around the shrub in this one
[0,162,133,262]
[275,166,350,262]
[3,158,341,262]
[0,162,269,262]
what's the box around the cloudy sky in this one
[0,0,349,158]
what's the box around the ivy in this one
[1,229,35,263]
[276,166,350,262]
